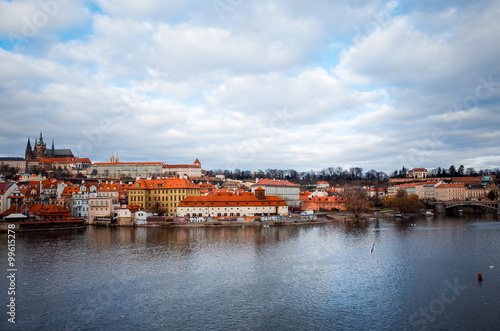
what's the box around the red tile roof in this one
[130,178,199,190]
[178,192,287,208]
[252,179,299,187]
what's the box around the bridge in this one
[432,201,500,214]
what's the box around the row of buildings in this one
[388,175,497,201]
[0,173,351,225]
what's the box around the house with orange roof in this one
[414,181,444,200]
[116,204,153,226]
[251,178,301,208]
[301,195,346,212]
[88,181,121,224]
[177,189,288,218]
[39,157,92,175]
[27,204,71,220]
[129,178,201,216]
[70,182,98,219]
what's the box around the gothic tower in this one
[25,137,34,160]
[34,131,46,159]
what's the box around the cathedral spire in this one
[38,131,45,146]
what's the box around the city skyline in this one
[1,1,499,173]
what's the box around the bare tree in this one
[345,188,370,221]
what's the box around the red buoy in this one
[478,273,483,281]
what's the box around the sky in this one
[1,0,499,173]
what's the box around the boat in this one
[18,218,86,231]
[424,210,434,216]
[395,213,407,218]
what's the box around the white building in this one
[251,179,301,208]
[162,159,202,178]
[71,184,97,219]
[177,189,289,217]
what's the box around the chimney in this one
[255,187,265,200]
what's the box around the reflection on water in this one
[1,215,499,330]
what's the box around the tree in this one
[449,165,457,177]
[466,167,476,176]
[457,165,465,176]
[345,188,370,221]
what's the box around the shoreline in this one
[91,212,402,229]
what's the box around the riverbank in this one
[92,212,404,229]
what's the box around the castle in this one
[25,132,74,171]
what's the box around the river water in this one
[1,214,499,331]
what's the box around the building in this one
[408,168,428,178]
[71,183,97,219]
[301,195,346,212]
[128,178,200,216]
[251,179,301,208]
[466,184,489,200]
[0,157,26,173]
[0,182,22,213]
[88,182,121,224]
[388,183,419,197]
[89,162,163,179]
[40,157,92,175]
[162,159,202,178]
[177,189,289,218]
[435,183,466,201]
[414,181,444,200]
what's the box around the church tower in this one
[34,131,46,159]
[25,137,34,161]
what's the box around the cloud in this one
[1,0,499,173]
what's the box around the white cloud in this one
[1,0,500,173]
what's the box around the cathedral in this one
[25,132,74,161]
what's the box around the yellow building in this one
[128,178,200,216]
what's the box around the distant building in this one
[251,179,301,208]
[40,157,91,175]
[301,195,346,212]
[435,183,466,201]
[25,132,74,172]
[0,157,26,173]
[408,168,428,178]
[89,162,163,179]
[162,159,202,178]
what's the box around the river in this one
[1,214,499,330]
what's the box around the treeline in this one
[390,165,500,178]
[207,164,500,185]
[206,167,388,184]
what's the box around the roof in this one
[252,179,299,187]
[92,162,163,166]
[410,168,428,172]
[0,182,14,195]
[61,186,80,196]
[40,157,91,164]
[44,149,74,157]
[0,157,25,161]
[436,183,465,188]
[306,196,345,203]
[130,178,200,190]
[178,192,287,208]
[163,164,201,169]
